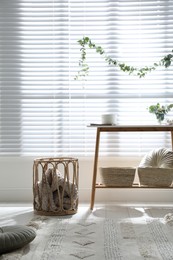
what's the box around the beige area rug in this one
[1,206,173,260]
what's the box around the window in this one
[0,0,173,156]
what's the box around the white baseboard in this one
[79,188,173,204]
[0,188,172,204]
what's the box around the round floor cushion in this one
[0,225,36,254]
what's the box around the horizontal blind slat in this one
[0,0,173,156]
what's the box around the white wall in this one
[0,156,173,204]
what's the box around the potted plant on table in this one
[148,103,173,124]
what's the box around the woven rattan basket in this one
[33,157,79,216]
[100,167,136,187]
[138,167,173,187]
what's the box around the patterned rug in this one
[1,206,173,260]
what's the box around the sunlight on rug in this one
[1,206,173,260]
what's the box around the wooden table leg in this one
[90,128,100,210]
[171,131,173,150]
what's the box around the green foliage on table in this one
[74,36,173,80]
[148,103,173,124]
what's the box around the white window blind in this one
[0,0,173,156]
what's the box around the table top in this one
[88,124,173,132]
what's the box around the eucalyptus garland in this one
[74,36,173,80]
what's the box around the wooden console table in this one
[89,125,173,210]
